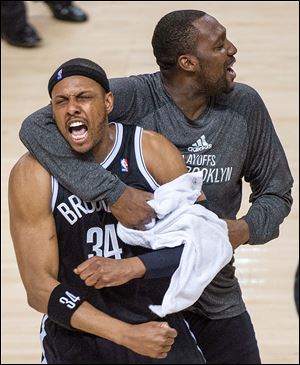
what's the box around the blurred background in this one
[1,1,299,363]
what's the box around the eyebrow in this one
[213,28,226,45]
[53,90,92,99]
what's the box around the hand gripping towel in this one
[117,172,233,317]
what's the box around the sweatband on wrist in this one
[48,283,88,330]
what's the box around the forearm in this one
[139,246,184,279]
[70,301,129,344]
[19,106,125,204]
[26,277,59,314]
[72,301,179,360]
[224,219,249,250]
[28,276,129,345]
[242,192,292,245]
[48,280,176,359]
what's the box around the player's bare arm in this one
[75,130,206,288]
[8,153,177,359]
[111,129,208,229]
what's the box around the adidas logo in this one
[188,135,212,152]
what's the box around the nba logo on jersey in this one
[57,69,63,80]
[120,158,129,172]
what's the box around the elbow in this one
[78,191,96,202]
[264,226,280,244]
[248,223,280,245]
[26,287,48,314]
[27,292,38,311]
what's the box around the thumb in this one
[159,322,170,328]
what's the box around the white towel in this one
[117,172,233,318]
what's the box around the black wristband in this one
[48,284,88,330]
[195,200,210,210]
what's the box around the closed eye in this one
[55,98,68,105]
[215,44,224,50]
[78,95,92,99]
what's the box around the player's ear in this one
[105,91,114,114]
[178,54,198,72]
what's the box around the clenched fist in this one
[123,321,177,359]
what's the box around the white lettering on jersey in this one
[87,225,123,259]
[57,203,78,225]
[57,195,111,225]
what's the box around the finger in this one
[164,338,175,346]
[159,322,176,334]
[85,278,98,287]
[159,322,170,328]
[94,281,105,289]
[161,345,172,353]
[75,256,98,273]
[144,193,154,201]
[149,209,157,219]
[166,328,177,338]
[85,271,106,286]
[143,205,156,218]
[78,264,100,280]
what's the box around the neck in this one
[92,123,116,163]
[161,72,210,121]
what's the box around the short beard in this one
[198,68,234,96]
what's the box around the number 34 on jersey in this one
[86,224,123,259]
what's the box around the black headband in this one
[48,64,110,97]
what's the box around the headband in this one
[48,63,110,97]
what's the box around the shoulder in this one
[218,82,262,104]
[142,129,179,153]
[9,153,51,202]
[10,152,50,180]
[141,130,187,185]
[110,72,161,92]
[231,82,262,99]
[215,82,267,117]
[131,72,161,86]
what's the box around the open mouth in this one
[227,66,235,75]
[226,60,236,79]
[68,120,88,142]
[226,58,236,78]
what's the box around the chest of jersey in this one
[51,124,169,322]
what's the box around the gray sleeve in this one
[109,77,138,124]
[19,105,126,204]
[109,75,157,126]
[242,90,293,244]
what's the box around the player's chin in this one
[70,140,93,154]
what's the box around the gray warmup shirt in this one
[19,72,293,319]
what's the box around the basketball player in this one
[19,10,293,364]
[9,59,205,364]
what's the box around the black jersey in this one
[52,122,168,323]
[41,123,205,364]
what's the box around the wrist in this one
[106,181,127,206]
[224,218,249,250]
[125,257,146,279]
[71,301,131,344]
[238,219,249,244]
[115,323,134,347]
[48,283,89,330]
